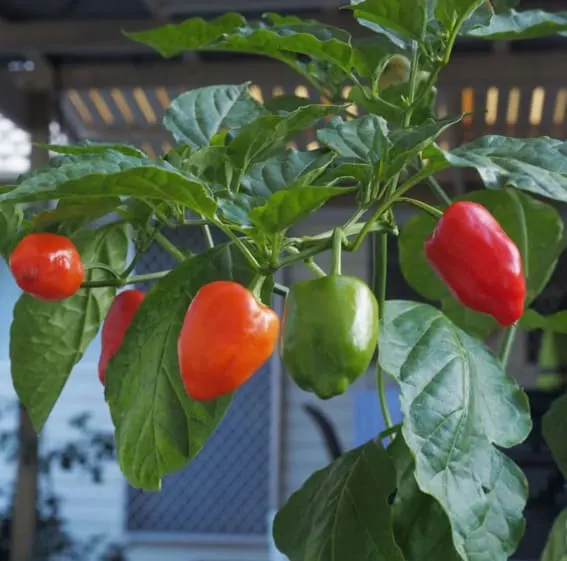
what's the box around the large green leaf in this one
[436,0,486,32]
[249,186,350,234]
[317,115,391,165]
[465,10,567,40]
[380,300,531,561]
[10,224,129,431]
[163,84,266,148]
[349,0,429,49]
[426,136,567,205]
[388,436,461,561]
[0,151,216,218]
[541,506,567,561]
[398,188,565,337]
[0,203,23,260]
[241,149,334,199]
[105,244,259,491]
[126,13,245,56]
[128,14,356,75]
[388,115,463,175]
[45,141,146,158]
[228,104,344,169]
[273,439,405,561]
[543,393,567,480]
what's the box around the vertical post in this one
[10,87,52,561]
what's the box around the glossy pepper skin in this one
[98,289,145,385]
[280,275,379,399]
[424,201,526,326]
[10,233,84,301]
[178,281,280,401]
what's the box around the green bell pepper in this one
[280,274,379,399]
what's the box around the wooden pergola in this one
[1,1,567,194]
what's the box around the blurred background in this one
[0,0,567,560]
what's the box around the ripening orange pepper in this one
[177,280,280,401]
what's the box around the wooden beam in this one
[57,49,567,92]
[0,71,29,130]
[0,12,364,56]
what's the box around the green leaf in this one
[436,0,485,32]
[542,506,567,561]
[218,193,264,227]
[465,10,567,40]
[126,13,246,56]
[250,186,350,234]
[399,188,565,337]
[10,224,129,430]
[0,203,23,260]
[241,149,335,199]
[426,136,567,205]
[388,436,461,561]
[349,0,428,49]
[317,115,391,165]
[521,309,567,333]
[263,95,313,113]
[129,14,356,75]
[543,393,567,480]
[229,104,344,169]
[380,300,531,561]
[31,198,122,234]
[273,439,405,561]
[105,244,258,491]
[44,141,146,158]
[163,84,266,148]
[388,115,463,175]
[0,151,217,218]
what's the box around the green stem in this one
[499,322,518,368]
[85,263,122,279]
[154,231,186,263]
[304,258,326,278]
[331,229,343,276]
[426,176,453,207]
[216,223,261,271]
[202,224,215,249]
[81,270,169,289]
[349,165,436,252]
[372,232,393,430]
[404,40,421,127]
[378,423,401,441]
[398,197,443,219]
[249,274,266,299]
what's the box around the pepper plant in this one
[4,1,567,560]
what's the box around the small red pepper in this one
[424,201,526,327]
[99,289,145,384]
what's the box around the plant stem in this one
[499,322,518,368]
[398,197,443,219]
[349,165,436,252]
[215,223,261,271]
[378,423,401,441]
[202,224,215,249]
[81,270,169,289]
[249,274,266,299]
[304,258,326,278]
[85,263,122,279]
[373,232,393,429]
[426,176,453,207]
[331,229,343,276]
[154,231,186,263]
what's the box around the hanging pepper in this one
[280,229,379,399]
[424,201,526,326]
